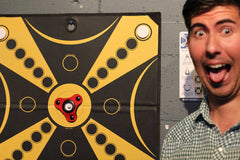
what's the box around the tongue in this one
[209,68,227,83]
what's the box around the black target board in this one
[0,13,160,160]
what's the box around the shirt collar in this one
[194,96,240,132]
[195,96,215,125]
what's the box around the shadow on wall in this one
[184,101,200,114]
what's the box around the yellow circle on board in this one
[48,83,91,128]
[60,140,77,157]
[62,54,79,72]
[19,96,37,113]
[103,98,120,115]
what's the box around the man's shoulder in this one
[165,109,201,142]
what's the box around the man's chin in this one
[207,88,237,104]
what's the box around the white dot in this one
[218,147,223,152]
[136,25,149,39]
[0,27,6,40]
[165,125,169,130]
[65,103,73,111]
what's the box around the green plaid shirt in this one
[161,98,240,160]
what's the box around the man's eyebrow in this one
[190,19,236,32]
[216,19,236,25]
[190,23,206,32]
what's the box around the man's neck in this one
[209,95,240,135]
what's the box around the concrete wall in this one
[0,0,201,154]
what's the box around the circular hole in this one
[115,154,125,160]
[96,134,106,145]
[70,115,75,120]
[15,49,25,59]
[76,96,81,101]
[97,68,108,79]
[12,150,22,160]
[24,58,34,68]
[126,38,137,49]
[33,68,43,78]
[56,100,61,105]
[66,19,77,32]
[7,39,16,49]
[41,122,52,133]
[88,78,98,88]
[87,123,97,135]
[107,58,117,69]
[32,132,42,142]
[117,49,127,59]
[63,100,75,113]
[22,141,32,152]
[42,77,53,88]
[105,144,116,155]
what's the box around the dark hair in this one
[182,0,240,31]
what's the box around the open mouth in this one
[206,64,231,83]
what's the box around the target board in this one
[0,13,160,160]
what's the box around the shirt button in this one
[218,147,223,152]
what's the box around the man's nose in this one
[206,33,221,57]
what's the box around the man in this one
[161,0,240,159]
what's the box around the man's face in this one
[188,5,240,101]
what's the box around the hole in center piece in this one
[54,94,82,123]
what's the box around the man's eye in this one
[195,30,205,37]
[222,28,231,34]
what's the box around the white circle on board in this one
[136,25,150,39]
[0,27,6,40]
